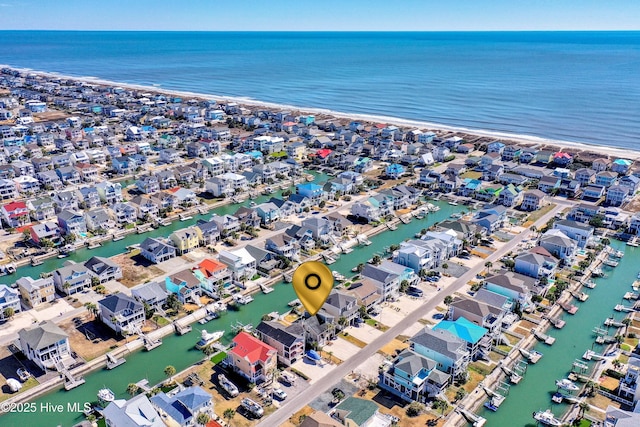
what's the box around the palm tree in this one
[444,295,453,305]
[585,380,597,397]
[484,261,493,274]
[196,412,210,426]
[622,318,632,337]
[126,383,139,396]
[326,350,334,364]
[164,365,176,380]
[612,359,623,371]
[223,408,235,426]
[3,307,15,320]
[63,281,72,294]
[578,401,590,419]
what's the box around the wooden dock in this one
[105,352,126,369]
[559,301,579,314]
[531,328,556,345]
[174,321,192,335]
[544,315,566,329]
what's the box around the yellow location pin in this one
[292,261,334,316]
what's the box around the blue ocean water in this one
[0,31,638,148]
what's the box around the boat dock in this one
[499,362,523,384]
[604,317,625,328]
[627,236,639,247]
[532,329,556,345]
[105,352,126,370]
[570,290,589,302]
[614,304,635,312]
[322,253,337,264]
[57,363,85,390]
[174,321,192,335]
[518,347,543,363]
[623,292,639,300]
[260,284,274,294]
[456,406,486,427]
[559,301,579,314]
[386,222,398,231]
[583,280,597,289]
[356,234,372,246]
[544,315,566,329]
[143,335,162,351]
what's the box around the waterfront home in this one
[629,213,640,235]
[84,256,123,283]
[1,200,30,228]
[95,181,123,205]
[619,175,640,193]
[205,172,248,197]
[218,248,256,281]
[17,320,73,370]
[331,397,391,427]
[296,183,327,205]
[140,237,177,264]
[606,184,631,207]
[103,394,165,427]
[163,269,201,304]
[77,186,101,209]
[149,191,178,212]
[553,219,594,248]
[410,326,469,381]
[539,229,577,261]
[433,317,491,361]
[317,290,360,328]
[255,320,305,366]
[30,221,62,247]
[227,331,278,384]
[514,248,558,278]
[255,202,282,226]
[169,187,197,207]
[193,258,231,296]
[265,234,299,261]
[98,293,145,335]
[448,297,506,337]
[583,184,606,200]
[0,284,21,319]
[193,219,221,246]
[617,356,640,403]
[575,168,596,186]
[553,151,573,166]
[483,272,534,309]
[129,195,160,220]
[379,348,450,404]
[53,262,92,295]
[209,214,241,236]
[394,239,445,273]
[57,209,87,236]
[351,198,385,223]
[345,279,382,313]
[595,171,618,188]
[592,158,611,172]
[150,386,214,427]
[169,227,200,255]
[84,207,116,231]
[16,276,55,308]
[245,245,281,275]
[233,206,261,229]
[361,263,402,300]
[111,203,137,225]
[520,189,546,212]
[131,281,168,310]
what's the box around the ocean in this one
[0,31,638,149]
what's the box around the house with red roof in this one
[553,151,573,166]
[226,331,277,384]
[313,148,333,164]
[193,258,232,296]
[1,201,30,228]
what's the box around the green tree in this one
[223,408,236,426]
[196,412,210,426]
[126,383,139,396]
[371,255,381,265]
[578,401,590,419]
[484,261,493,274]
[3,307,15,319]
[622,318,632,337]
[432,398,449,414]
[91,276,100,287]
[455,389,466,402]
[399,280,410,293]
[63,281,72,294]
[164,365,176,379]
[406,401,425,417]
[444,295,453,305]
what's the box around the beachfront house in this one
[98,293,145,335]
[17,321,73,371]
[226,331,278,384]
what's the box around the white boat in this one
[98,388,115,403]
[332,271,346,281]
[6,378,22,392]
[555,378,579,391]
[16,368,31,381]
[533,409,563,426]
[112,235,125,242]
[241,397,264,418]
[233,294,254,305]
[179,214,192,221]
[218,374,239,397]
[57,253,69,259]
[195,330,224,349]
[448,201,458,206]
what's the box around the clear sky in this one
[1,0,638,31]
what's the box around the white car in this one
[272,388,287,400]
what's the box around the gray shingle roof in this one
[18,320,68,350]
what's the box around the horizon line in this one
[0,29,638,33]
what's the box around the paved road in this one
[257,203,563,427]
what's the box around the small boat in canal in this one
[555,378,579,391]
[532,409,563,426]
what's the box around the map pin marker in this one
[292,261,334,316]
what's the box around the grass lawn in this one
[469,361,494,376]
[526,203,556,223]
[210,351,227,365]
[365,318,390,331]
[152,315,170,327]
[339,333,367,348]
[461,171,482,179]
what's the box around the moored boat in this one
[532,409,563,426]
[195,330,224,349]
[555,378,579,391]
[97,388,115,403]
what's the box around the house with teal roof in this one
[611,158,633,175]
[432,317,491,361]
[296,182,326,205]
[332,397,388,426]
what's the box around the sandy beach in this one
[6,64,640,163]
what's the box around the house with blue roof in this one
[611,158,632,175]
[385,163,405,179]
[296,182,326,205]
[432,317,491,361]
[150,386,213,427]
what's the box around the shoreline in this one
[4,64,640,162]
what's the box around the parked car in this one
[272,388,287,400]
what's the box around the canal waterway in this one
[0,171,330,286]
[480,240,639,426]
[0,201,462,426]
